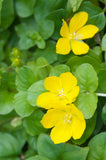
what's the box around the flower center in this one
[57,88,66,98]
[70,32,77,40]
[63,113,72,123]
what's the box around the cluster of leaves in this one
[0,0,106,159]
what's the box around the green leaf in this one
[34,0,67,22]
[62,143,89,160]
[75,93,98,119]
[32,40,58,64]
[0,91,14,115]
[75,63,98,93]
[87,132,106,160]
[49,64,70,76]
[67,0,83,12]
[23,110,47,136]
[37,20,54,40]
[98,69,106,93]
[47,9,66,40]
[16,66,37,91]
[27,58,52,81]
[26,155,50,160]
[79,1,105,31]
[66,54,101,74]
[14,91,35,117]
[37,134,63,160]
[15,0,36,18]
[27,136,38,151]
[72,112,96,145]
[27,80,46,106]
[102,34,106,51]
[0,0,14,29]
[102,103,106,125]
[0,132,21,157]
[0,158,20,160]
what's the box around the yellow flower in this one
[56,12,99,55]
[41,104,86,144]
[37,72,79,109]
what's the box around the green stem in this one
[96,93,106,97]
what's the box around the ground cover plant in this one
[0,0,106,159]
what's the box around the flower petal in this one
[76,25,99,40]
[36,92,67,109]
[69,12,88,34]
[44,76,62,93]
[59,72,78,92]
[50,121,72,144]
[56,38,71,55]
[41,109,65,128]
[60,19,70,38]
[72,117,86,139]
[71,39,89,55]
[66,86,79,103]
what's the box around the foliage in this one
[0,0,106,159]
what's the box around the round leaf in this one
[0,132,21,157]
[87,132,106,160]
[27,80,46,106]
[75,93,98,119]
[14,91,35,117]
[49,64,70,76]
[26,155,50,160]
[0,91,14,115]
[98,69,106,93]
[23,110,47,136]
[16,66,37,91]
[75,63,98,93]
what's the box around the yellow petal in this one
[60,19,70,38]
[56,38,71,55]
[59,72,78,92]
[50,121,72,144]
[36,92,66,109]
[71,39,89,55]
[76,25,99,40]
[72,117,86,139]
[69,12,88,34]
[66,86,79,103]
[44,76,62,93]
[41,109,65,128]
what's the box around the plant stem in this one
[96,93,106,97]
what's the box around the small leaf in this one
[15,0,36,18]
[49,64,70,76]
[87,132,106,160]
[26,155,50,160]
[32,40,58,64]
[62,143,89,160]
[0,132,21,157]
[0,0,14,29]
[102,103,106,125]
[98,69,106,93]
[75,93,98,119]
[37,134,63,160]
[14,91,35,117]
[75,63,98,93]
[37,20,54,40]
[66,54,101,74]
[0,91,14,115]
[67,0,84,12]
[102,34,106,51]
[27,80,46,106]
[16,66,37,91]
[23,110,47,136]
[79,1,105,31]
